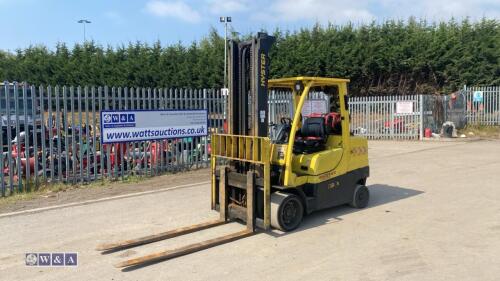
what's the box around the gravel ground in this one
[0,168,210,214]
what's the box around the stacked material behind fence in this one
[0,83,226,196]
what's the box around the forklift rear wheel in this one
[350,185,369,208]
[271,192,304,232]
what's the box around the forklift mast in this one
[228,32,275,137]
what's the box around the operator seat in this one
[294,116,326,154]
[325,112,342,135]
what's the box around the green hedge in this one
[1,18,498,96]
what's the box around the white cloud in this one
[252,0,376,23]
[143,0,497,27]
[207,0,249,14]
[250,0,498,24]
[379,0,500,20]
[145,0,202,23]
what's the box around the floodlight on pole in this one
[219,16,231,88]
[77,19,91,42]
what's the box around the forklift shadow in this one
[119,185,423,271]
[269,184,423,237]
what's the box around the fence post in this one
[13,83,22,192]
[23,84,31,191]
[419,94,424,140]
[390,96,394,140]
[203,89,208,166]
[6,83,14,193]
[78,86,84,183]
[63,87,70,182]
[91,87,97,181]
[0,84,5,196]
[497,86,500,125]
[55,86,62,182]
[71,87,77,184]
[104,86,111,180]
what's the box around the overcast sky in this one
[0,0,498,51]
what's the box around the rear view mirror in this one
[344,95,349,111]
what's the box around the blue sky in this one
[1,0,498,51]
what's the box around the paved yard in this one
[0,139,499,281]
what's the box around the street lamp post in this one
[219,16,232,89]
[77,19,91,42]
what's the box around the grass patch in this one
[0,181,75,207]
[459,125,500,139]
[0,174,151,206]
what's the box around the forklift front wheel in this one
[271,192,304,232]
[350,185,370,209]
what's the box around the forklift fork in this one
[96,168,258,269]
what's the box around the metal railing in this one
[0,83,319,197]
[0,82,226,197]
[349,95,423,140]
[2,81,498,197]
[464,85,500,125]
[268,90,293,125]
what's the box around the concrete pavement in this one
[1,140,499,281]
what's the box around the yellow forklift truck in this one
[97,33,369,268]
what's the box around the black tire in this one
[350,185,370,208]
[271,192,304,231]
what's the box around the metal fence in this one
[2,81,498,197]
[268,90,330,123]
[269,91,428,141]
[268,90,293,125]
[464,86,500,125]
[0,82,226,197]
[0,82,330,197]
[349,95,423,140]
[349,86,500,140]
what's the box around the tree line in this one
[0,18,498,96]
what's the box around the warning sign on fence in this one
[473,91,483,102]
[396,101,414,114]
[100,110,208,144]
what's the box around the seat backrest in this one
[325,112,341,134]
[301,117,326,139]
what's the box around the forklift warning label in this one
[100,110,208,144]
